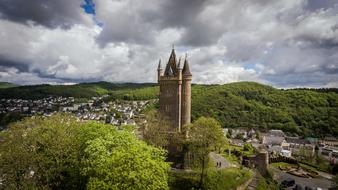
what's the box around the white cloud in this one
[0,0,337,88]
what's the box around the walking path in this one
[246,170,259,190]
[209,152,231,169]
[318,171,333,180]
[209,152,256,190]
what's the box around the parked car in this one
[293,184,303,190]
[281,178,295,188]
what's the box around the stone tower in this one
[158,48,192,132]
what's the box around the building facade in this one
[158,48,192,133]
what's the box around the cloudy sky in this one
[0,0,337,87]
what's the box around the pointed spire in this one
[168,48,177,67]
[165,47,177,76]
[164,63,174,76]
[164,60,174,76]
[157,59,162,70]
[183,54,192,76]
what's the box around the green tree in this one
[187,117,225,188]
[142,111,182,148]
[0,114,170,190]
[82,126,169,190]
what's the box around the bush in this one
[243,143,254,152]
[169,171,200,190]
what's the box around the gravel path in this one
[209,152,231,169]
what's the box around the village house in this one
[285,137,315,156]
[321,137,338,147]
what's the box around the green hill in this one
[0,81,337,137]
[107,81,338,137]
[190,82,338,137]
[0,82,18,89]
[0,81,157,99]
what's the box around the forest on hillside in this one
[1,81,337,137]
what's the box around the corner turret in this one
[157,59,163,83]
[182,55,192,77]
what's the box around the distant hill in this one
[0,82,18,89]
[0,81,337,137]
[190,82,338,137]
[0,81,157,99]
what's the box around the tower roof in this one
[164,48,178,76]
[164,63,174,76]
[182,58,192,76]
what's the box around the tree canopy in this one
[187,117,226,187]
[0,114,170,190]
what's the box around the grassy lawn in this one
[204,168,253,190]
[270,162,297,169]
[169,167,253,190]
[299,161,330,173]
[299,163,320,172]
[223,143,255,158]
[221,153,239,164]
[270,162,321,174]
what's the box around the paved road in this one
[273,168,333,190]
[209,152,231,169]
[318,171,333,180]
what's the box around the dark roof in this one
[286,137,311,145]
[164,63,174,76]
[164,48,177,76]
[268,129,285,137]
[324,137,338,141]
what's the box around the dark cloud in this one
[0,0,90,28]
[152,0,206,28]
[95,0,208,46]
[263,72,338,88]
[0,56,29,72]
[305,0,338,11]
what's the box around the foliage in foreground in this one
[0,114,170,190]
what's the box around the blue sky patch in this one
[81,0,96,15]
[81,0,103,27]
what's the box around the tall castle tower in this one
[158,47,192,132]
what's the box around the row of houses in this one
[225,128,338,163]
[0,96,152,127]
